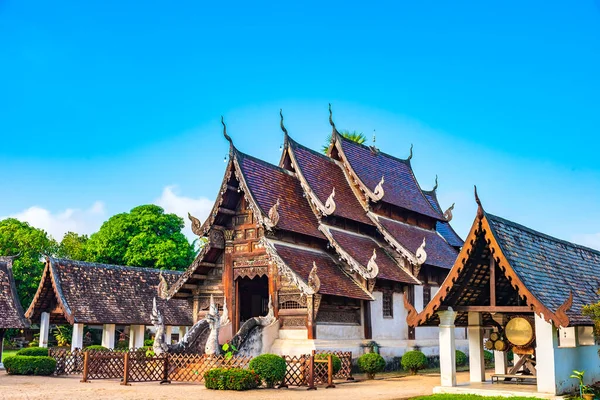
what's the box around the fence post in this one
[160,354,171,384]
[80,351,89,383]
[307,351,316,390]
[346,352,355,381]
[326,354,335,388]
[121,352,131,386]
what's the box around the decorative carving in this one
[437,308,457,326]
[221,295,230,326]
[313,294,322,319]
[555,291,573,328]
[264,198,280,231]
[323,188,336,215]
[209,229,225,249]
[224,230,235,241]
[407,143,413,161]
[367,278,376,292]
[233,256,269,268]
[366,249,379,279]
[475,185,484,220]
[281,316,307,328]
[416,238,427,265]
[188,213,203,236]
[261,238,314,295]
[317,308,361,325]
[443,203,455,222]
[308,263,321,293]
[157,273,169,300]
[404,293,419,327]
[432,175,438,192]
[280,109,288,136]
[328,103,339,135]
[279,293,307,307]
[221,116,232,143]
[373,176,385,201]
[233,266,268,280]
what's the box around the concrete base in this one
[433,383,565,400]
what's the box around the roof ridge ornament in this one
[443,203,455,222]
[221,295,230,325]
[308,262,321,293]
[188,213,203,236]
[474,185,484,220]
[264,198,281,230]
[555,290,573,327]
[373,175,385,201]
[323,187,336,215]
[407,144,414,161]
[366,248,379,279]
[279,109,288,137]
[221,116,232,144]
[157,273,169,300]
[433,175,438,192]
[328,103,340,136]
[416,238,427,265]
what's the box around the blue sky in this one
[1,1,599,249]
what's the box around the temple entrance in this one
[236,275,269,325]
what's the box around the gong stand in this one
[508,353,536,375]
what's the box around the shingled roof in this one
[0,256,29,329]
[406,198,600,328]
[423,189,464,248]
[26,258,192,326]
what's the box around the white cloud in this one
[572,233,600,251]
[6,201,107,241]
[155,186,214,240]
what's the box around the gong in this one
[505,317,534,347]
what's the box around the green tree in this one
[583,292,600,339]
[57,232,89,261]
[85,205,195,270]
[0,218,57,306]
[322,130,367,154]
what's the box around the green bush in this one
[249,354,286,388]
[3,356,57,375]
[315,353,342,375]
[204,368,260,391]
[116,340,128,350]
[144,339,154,347]
[85,345,109,351]
[484,350,494,366]
[401,350,428,374]
[16,347,49,357]
[455,350,467,367]
[358,353,386,379]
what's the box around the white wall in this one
[316,324,364,340]
[371,291,408,340]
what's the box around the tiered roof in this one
[26,258,192,326]
[423,188,464,248]
[0,256,29,329]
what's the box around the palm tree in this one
[322,130,367,154]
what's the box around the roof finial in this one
[279,109,288,137]
[407,144,414,161]
[221,116,232,143]
[474,185,484,220]
[433,175,438,192]
[373,129,376,144]
[328,103,339,135]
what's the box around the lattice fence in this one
[87,350,126,380]
[314,350,353,380]
[283,355,309,386]
[168,354,252,383]
[49,348,83,375]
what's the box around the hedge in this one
[484,350,494,366]
[85,345,109,351]
[455,350,467,367]
[249,354,286,388]
[3,356,57,375]
[358,353,386,379]
[314,353,342,375]
[204,368,260,391]
[16,347,48,357]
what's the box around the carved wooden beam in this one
[191,274,208,280]
[218,207,236,216]
[173,292,191,298]
[454,306,532,312]
[199,262,217,268]
[183,284,198,290]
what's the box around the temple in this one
[0,256,30,365]
[167,108,466,356]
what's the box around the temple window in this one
[382,291,393,318]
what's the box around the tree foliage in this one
[57,232,89,261]
[322,130,368,154]
[85,205,195,270]
[0,218,57,306]
[582,291,600,337]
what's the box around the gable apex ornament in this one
[373,176,385,200]
[323,187,336,215]
[264,198,281,230]
[328,103,340,136]
[308,262,321,293]
[279,109,288,137]
[407,144,414,161]
[221,116,232,144]
[432,175,438,192]
[366,248,379,279]
[416,238,427,265]
[443,203,455,222]
[474,185,484,220]
[157,273,169,300]
[188,213,203,236]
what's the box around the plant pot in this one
[582,394,594,400]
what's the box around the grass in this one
[353,365,471,380]
[1,349,18,362]
[411,395,540,400]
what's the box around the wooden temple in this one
[0,256,30,365]
[405,188,600,395]
[166,108,466,357]
[26,257,192,350]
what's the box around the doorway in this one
[237,275,269,325]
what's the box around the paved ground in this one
[0,371,472,400]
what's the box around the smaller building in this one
[25,258,193,350]
[0,256,30,365]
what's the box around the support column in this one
[71,323,84,351]
[39,312,50,348]
[438,309,458,387]
[535,314,557,394]
[0,329,5,367]
[468,312,486,382]
[129,325,145,349]
[102,324,116,349]
[494,350,507,374]
[223,230,235,327]
[165,326,173,345]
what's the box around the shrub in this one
[249,354,286,388]
[204,368,260,391]
[484,350,494,366]
[455,350,467,367]
[315,353,342,375]
[16,347,49,357]
[116,340,128,350]
[3,356,57,375]
[401,350,428,375]
[144,339,154,347]
[358,353,386,379]
[85,345,109,351]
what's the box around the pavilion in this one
[406,189,600,396]
[0,256,30,366]
[25,257,193,350]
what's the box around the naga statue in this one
[151,295,277,357]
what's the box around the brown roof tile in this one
[0,257,29,329]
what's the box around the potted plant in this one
[570,370,594,400]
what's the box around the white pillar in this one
[39,312,50,348]
[438,309,458,387]
[165,326,173,345]
[71,323,84,351]
[468,312,486,382]
[102,324,116,349]
[129,325,145,349]
[494,350,507,374]
[535,314,557,394]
